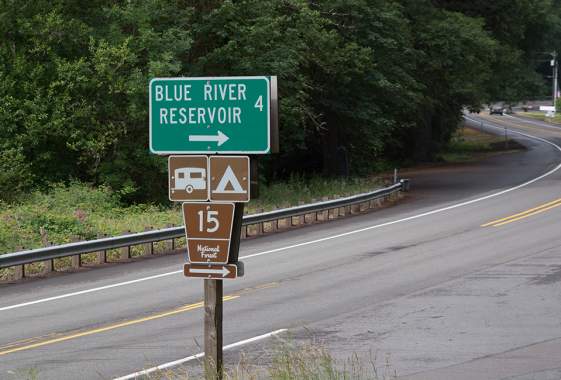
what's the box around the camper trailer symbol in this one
[173,167,207,194]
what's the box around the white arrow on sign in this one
[189,266,231,277]
[189,131,229,146]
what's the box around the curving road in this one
[1,114,561,379]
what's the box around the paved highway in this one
[1,114,561,379]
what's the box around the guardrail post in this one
[258,209,264,235]
[359,201,367,213]
[331,196,339,219]
[13,264,23,280]
[338,196,346,217]
[166,224,174,252]
[39,227,53,274]
[120,231,131,260]
[320,197,329,221]
[270,207,278,232]
[95,233,106,264]
[308,199,318,223]
[298,201,305,225]
[13,246,24,280]
[71,236,81,269]
[344,195,352,215]
[143,227,153,255]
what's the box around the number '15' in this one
[197,210,219,233]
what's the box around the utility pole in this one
[552,51,558,108]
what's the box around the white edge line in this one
[2,116,561,313]
[113,329,287,380]
[0,271,182,312]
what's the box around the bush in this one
[0,182,181,254]
[0,147,34,202]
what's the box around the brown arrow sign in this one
[182,202,234,264]
[184,263,237,279]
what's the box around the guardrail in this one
[0,179,409,279]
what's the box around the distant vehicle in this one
[489,107,504,115]
[173,167,206,193]
[522,105,537,112]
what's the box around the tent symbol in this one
[212,166,247,194]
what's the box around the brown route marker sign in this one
[182,202,234,264]
[209,156,250,202]
[184,263,238,279]
[169,155,209,201]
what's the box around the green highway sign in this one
[149,76,270,154]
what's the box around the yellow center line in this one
[493,202,561,226]
[0,295,239,357]
[481,198,561,227]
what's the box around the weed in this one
[141,339,397,380]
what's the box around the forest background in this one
[1,0,560,207]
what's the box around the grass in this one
[140,339,397,380]
[439,125,522,163]
[0,175,385,256]
[520,111,561,124]
[249,175,386,212]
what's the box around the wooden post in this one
[120,231,131,260]
[257,208,264,235]
[39,227,53,274]
[96,233,107,264]
[166,224,174,252]
[322,196,329,221]
[13,246,24,280]
[143,227,153,255]
[204,279,223,380]
[71,236,81,269]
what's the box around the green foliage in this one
[252,174,384,211]
[0,175,385,254]
[0,147,34,202]
[0,182,180,253]
[1,0,558,203]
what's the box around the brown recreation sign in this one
[169,155,250,202]
[169,155,208,201]
[184,263,238,279]
[182,202,234,264]
[209,156,250,202]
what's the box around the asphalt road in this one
[1,114,561,380]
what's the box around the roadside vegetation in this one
[0,175,386,255]
[439,126,524,163]
[2,0,560,206]
[1,0,559,254]
[519,112,561,125]
[143,340,397,380]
